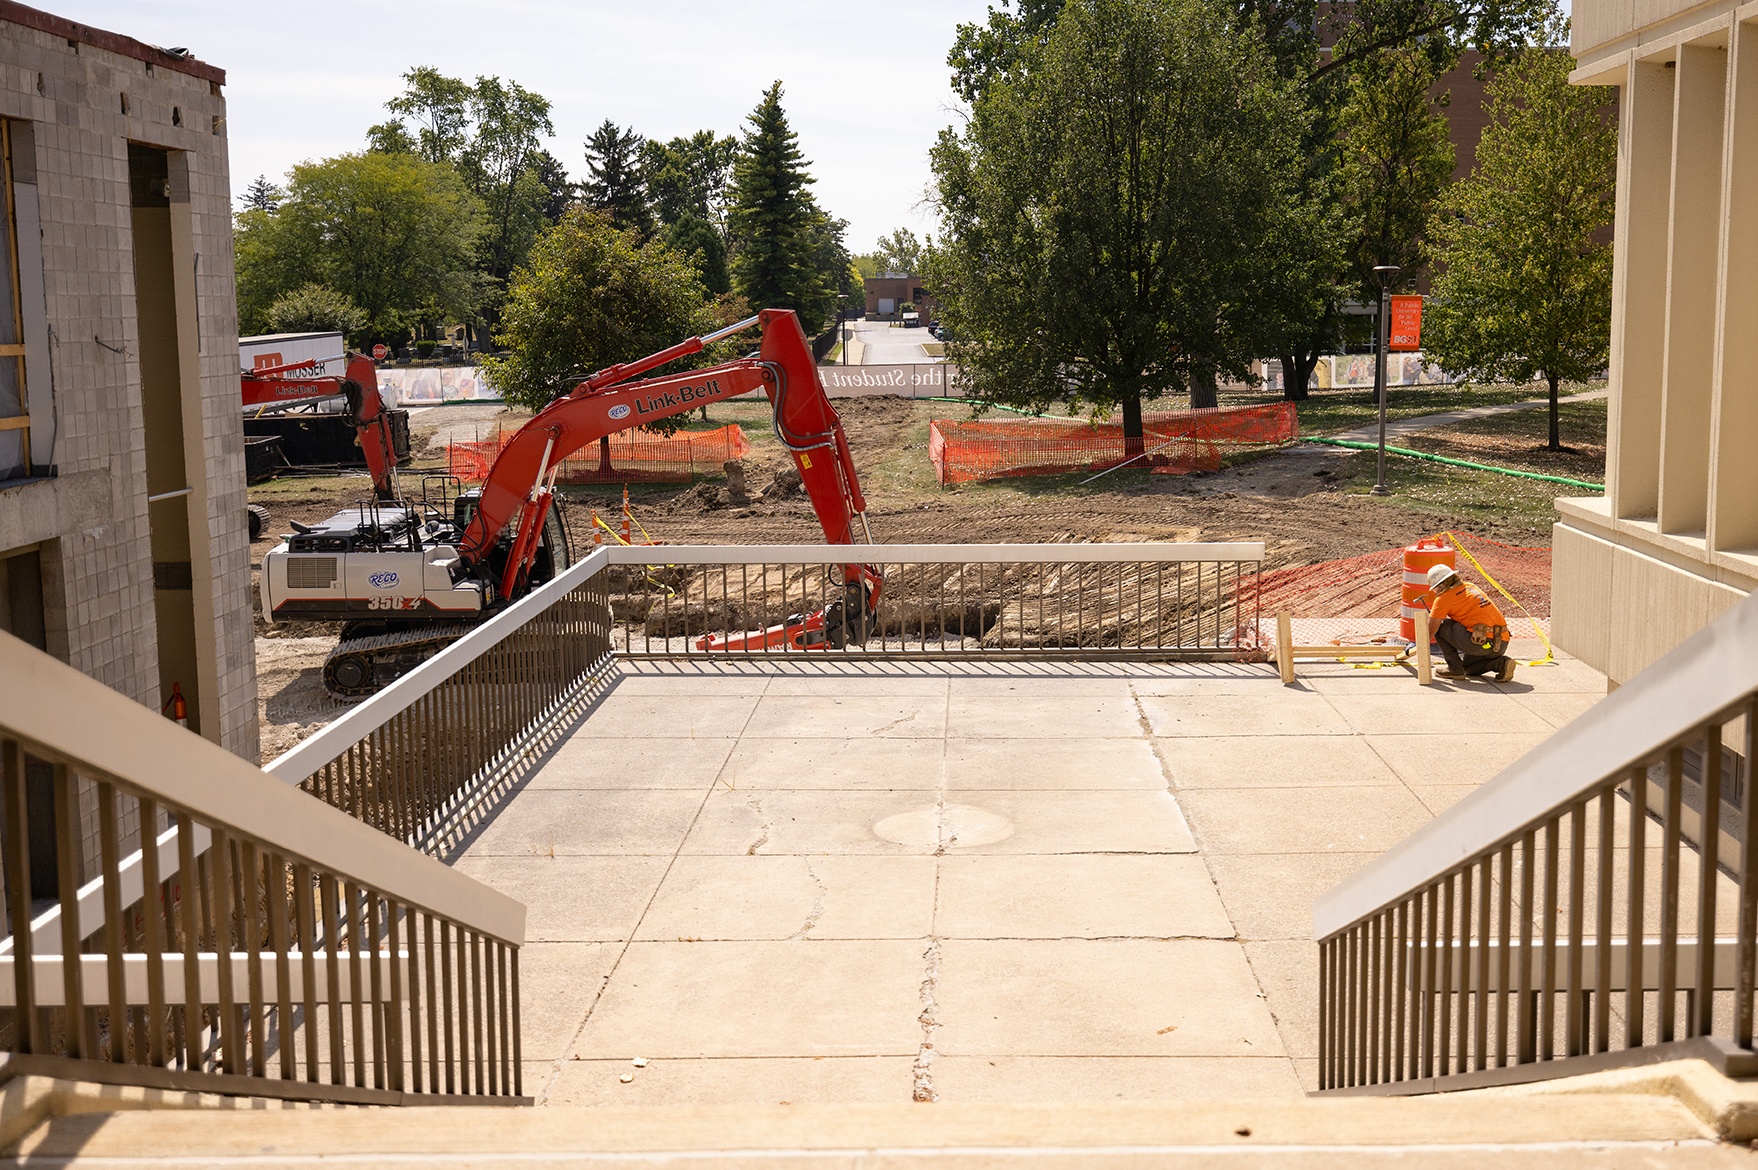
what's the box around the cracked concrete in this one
[453,646,1600,1106]
[789,861,828,939]
[744,795,771,855]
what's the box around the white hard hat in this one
[1426,563,1459,591]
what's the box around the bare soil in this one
[248,393,1596,761]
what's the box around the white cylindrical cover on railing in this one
[1313,587,1758,941]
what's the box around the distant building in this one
[863,273,937,326]
[0,5,256,760]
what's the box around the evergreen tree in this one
[532,149,575,223]
[241,175,281,213]
[728,82,834,332]
[582,120,653,237]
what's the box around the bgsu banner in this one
[1389,296,1423,352]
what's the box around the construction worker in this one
[1421,562,1515,682]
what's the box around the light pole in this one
[839,307,848,365]
[1370,264,1401,497]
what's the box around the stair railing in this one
[1314,588,1758,1093]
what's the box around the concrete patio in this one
[448,642,1606,1107]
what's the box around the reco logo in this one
[369,571,400,589]
[607,404,632,420]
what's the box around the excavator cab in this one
[452,488,571,598]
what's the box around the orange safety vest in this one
[1428,581,1510,649]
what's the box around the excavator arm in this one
[244,353,400,502]
[458,310,881,644]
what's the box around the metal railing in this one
[603,543,1264,661]
[1313,590,1758,1094]
[273,543,1259,853]
[270,547,615,855]
[0,633,528,1104]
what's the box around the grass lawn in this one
[1324,395,1607,538]
[1214,379,1605,437]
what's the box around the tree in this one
[458,77,556,308]
[1337,49,1456,299]
[951,0,1552,101]
[1423,46,1614,450]
[241,175,281,213]
[531,149,576,223]
[582,120,652,237]
[928,0,1318,441]
[385,66,472,164]
[728,82,839,333]
[947,0,1546,405]
[665,213,730,294]
[365,120,417,155]
[643,130,738,232]
[481,209,734,439]
[871,228,924,274]
[263,283,369,340]
[234,152,484,343]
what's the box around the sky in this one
[60,0,993,254]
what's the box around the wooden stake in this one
[1415,609,1433,686]
[1276,610,1295,685]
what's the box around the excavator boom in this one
[261,310,879,701]
[459,309,875,611]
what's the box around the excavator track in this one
[322,625,468,702]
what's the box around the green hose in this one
[1306,437,1604,491]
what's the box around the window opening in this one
[0,122,29,480]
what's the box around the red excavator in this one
[260,310,882,698]
[241,353,403,536]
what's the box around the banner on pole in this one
[1389,296,1423,352]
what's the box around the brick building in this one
[863,273,937,325]
[0,3,256,761]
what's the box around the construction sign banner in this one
[1389,296,1423,352]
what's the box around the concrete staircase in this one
[4,1060,1756,1167]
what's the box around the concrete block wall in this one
[0,9,256,760]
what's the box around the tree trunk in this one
[1190,366,1218,410]
[1121,391,1144,461]
[598,434,613,473]
[1547,373,1561,451]
[1277,353,1312,403]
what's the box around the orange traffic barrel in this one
[1401,538,1455,642]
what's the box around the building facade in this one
[1553,0,1758,685]
[0,3,256,758]
[863,274,937,325]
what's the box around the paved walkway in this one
[452,644,1605,1107]
[1326,388,1608,445]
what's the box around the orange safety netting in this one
[447,424,751,485]
[928,402,1298,485]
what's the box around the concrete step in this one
[3,1073,1753,1168]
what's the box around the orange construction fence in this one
[447,424,751,485]
[928,402,1298,485]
